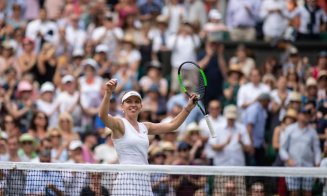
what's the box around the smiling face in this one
[121,96,142,118]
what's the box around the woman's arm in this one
[145,94,197,135]
[98,79,124,138]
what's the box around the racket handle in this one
[204,115,216,138]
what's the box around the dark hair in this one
[29,111,49,132]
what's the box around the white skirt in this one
[111,172,153,196]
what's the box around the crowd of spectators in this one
[0,0,326,195]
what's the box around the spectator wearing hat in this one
[70,48,85,78]
[183,122,205,162]
[229,44,255,78]
[94,44,111,78]
[311,51,327,80]
[160,141,176,165]
[302,77,318,105]
[201,9,228,41]
[36,82,59,128]
[0,40,18,77]
[244,93,271,166]
[152,15,171,77]
[280,109,321,195]
[223,64,243,107]
[140,60,168,97]
[18,38,37,76]
[17,133,37,162]
[210,105,249,195]
[198,36,227,107]
[167,22,201,94]
[66,140,85,163]
[7,80,36,133]
[56,75,82,132]
[272,108,298,166]
[226,0,260,41]
[287,91,302,112]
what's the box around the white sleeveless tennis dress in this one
[111,118,153,196]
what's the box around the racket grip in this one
[204,115,216,138]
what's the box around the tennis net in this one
[0,162,327,195]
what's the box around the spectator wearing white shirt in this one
[289,0,327,40]
[237,69,270,111]
[35,82,59,128]
[91,13,124,59]
[167,23,200,93]
[118,34,142,74]
[162,0,186,34]
[56,75,82,133]
[65,14,87,51]
[210,105,251,195]
[199,100,226,165]
[94,128,118,164]
[226,0,261,41]
[25,8,59,52]
[260,0,289,41]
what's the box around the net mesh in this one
[0,163,327,196]
[179,62,205,100]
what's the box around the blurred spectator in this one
[0,133,8,161]
[67,140,86,163]
[199,99,226,165]
[58,112,80,148]
[140,60,168,97]
[27,111,48,141]
[260,0,288,42]
[0,40,19,77]
[229,45,255,78]
[198,38,226,106]
[250,182,265,196]
[24,0,40,21]
[317,70,327,103]
[287,91,302,112]
[115,0,139,28]
[139,0,161,21]
[223,64,243,107]
[1,114,20,138]
[113,57,140,94]
[94,44,111,78]
[17,133,37,162]
[56,75,82,132]
[142,84,167,117]
[272,108,298,166]
[237,69,270,113]
[6,4,26,30]
[7,136,20,162]
[36,42,57,84]
[201,9,228,41]
[226,0,260,41]
[289,0,327,41]
[303,77,318,105]
[152,15,171,77]
[65,14,87,50]
[80,172,109,196]
[25,8,59,52]
[185,0,207,29]
[162,0,186,34]
[44,0,65,20]
[35,82,58,128]
[118,34,141,74]
[7,80,36,133]
[47,127,68,163]
[94,128,118,164]
[270,76,291,122]
[18,38,37,76]
[311,51,327,80]
[81,132,97,163]
[280,109,321,195]
[183,122,205,162]
[168,23,200,93]
[25,150,64,196]
[244,93,271,166]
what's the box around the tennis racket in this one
[177,61,216,138]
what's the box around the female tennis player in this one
[99,79,197,195]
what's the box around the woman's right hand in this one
[105,79,117,93]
